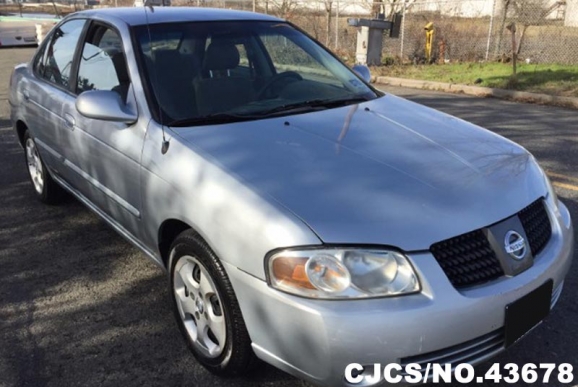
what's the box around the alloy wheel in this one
[173,255,227,358]
[25,138,44,194]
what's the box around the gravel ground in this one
[0,47,576,387]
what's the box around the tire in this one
[169,229,256,376]
[23,130,65,204]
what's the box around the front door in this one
[60,23,145,237]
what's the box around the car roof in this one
[75,7,283,26]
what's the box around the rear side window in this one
[41,19,86,88]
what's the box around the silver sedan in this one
[9,7,574,387]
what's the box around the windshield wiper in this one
[167,97,370,127]
[167,112,254,127]
[253,96,370,117]
[310,96,369,108]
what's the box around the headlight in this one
[267,248,420,299]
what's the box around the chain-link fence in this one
[2,0,578,64]
[390,0,578,64]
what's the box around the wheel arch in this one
[158,218,193,268]
[16,120,28,147]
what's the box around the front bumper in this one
[225,201,574,387]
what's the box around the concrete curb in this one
[373,76,578,110]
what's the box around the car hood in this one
[176,94,547,251]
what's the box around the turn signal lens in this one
[271,257,315,290]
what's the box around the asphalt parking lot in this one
[1,47,577,387]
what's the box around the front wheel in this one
[169,230,256,375]
[23,130,65,204]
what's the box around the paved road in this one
[0,48,576,387]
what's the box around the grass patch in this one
[371,62,578,98]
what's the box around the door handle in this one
[63,113,75,129]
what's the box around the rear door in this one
[24,19,87,178]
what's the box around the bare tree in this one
[17,0,23,17]
[513,0,548,55]
[494,0,514,58]
[362,0,416,19]
[324,0,332,46]
[51,0,60,17]
[494,0,548,59]
[270,0,297,18]
[372,0,383,17]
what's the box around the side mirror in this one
[76,90,137,124]
[352,65,371,83]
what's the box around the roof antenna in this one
[143,0,170,155]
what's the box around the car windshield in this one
[133,21,379,126]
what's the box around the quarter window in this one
[42,19,86,88]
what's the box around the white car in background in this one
[0,13,58,47]
[0,17,37,46]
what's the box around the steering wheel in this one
[257,71,303,100]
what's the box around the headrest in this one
[203,41,240,71]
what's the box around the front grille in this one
[519,199,552,256]
[400,329,505,377]
[431,199,552,289]
[430,230,504,289]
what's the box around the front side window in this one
[133,21,379,126]
[76,26,130,100]
[42,19,86,88]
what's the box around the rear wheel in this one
[23,130,65,204]
[169,230,256,375]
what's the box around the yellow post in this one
[424,22,434,63]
